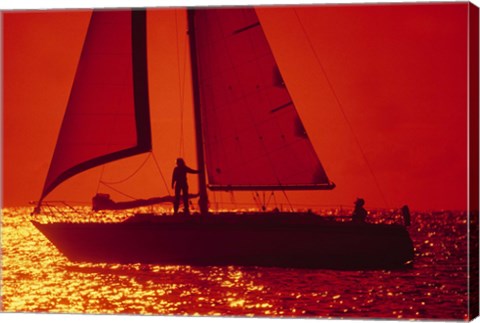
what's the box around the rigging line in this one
[281,190,295,212]
[229,191,237,210]
[292,9,390,208]
[272,191,278,209]
[175,9,187,157]
[151,153,172,196]
[96,164,107,193]
[266,191,275,207]
[100,153,151,185]
[100,182,138,200]
[252,192,260,210]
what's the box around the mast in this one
[187,8,209,215]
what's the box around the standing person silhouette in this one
[172,158,199,215]
[352,198,368,223]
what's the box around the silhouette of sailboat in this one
[32,8,414,269]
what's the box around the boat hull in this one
[32,213,414,270]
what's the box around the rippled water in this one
[0,207,471,320]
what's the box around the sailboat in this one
[31,7,414,269]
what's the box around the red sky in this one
[2,3,473,211]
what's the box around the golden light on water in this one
[2,208,276,315]
[1,207,471,319]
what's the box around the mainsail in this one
[191,8,334,191]
[39,10,151,202]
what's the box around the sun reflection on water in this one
[1,207,471,319]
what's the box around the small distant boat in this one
[32,7,414,269]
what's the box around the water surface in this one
[1,208,470,320]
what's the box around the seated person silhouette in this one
[172,158,199,215]
[352,198,367,223]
